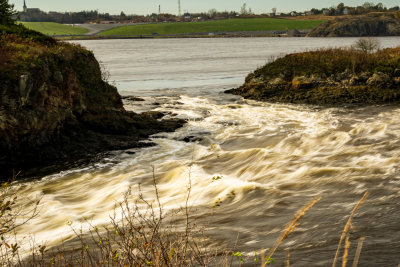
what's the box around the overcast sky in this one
[9,0,400,15]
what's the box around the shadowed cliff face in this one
[308,12,400,37]
[0,32,185,177]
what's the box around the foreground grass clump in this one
[99,18,324,36]
[20,22,88,36]
[227,45,400,104]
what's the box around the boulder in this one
[367,72,391,86]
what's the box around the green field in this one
[20,22,88,35]
[99,18,324,36]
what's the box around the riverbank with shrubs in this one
[226,41,400,105]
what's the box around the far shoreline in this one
[57,33,400,41]
[55,30,312,40]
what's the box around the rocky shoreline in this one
[0,27,185,178]
[226,47,400,105]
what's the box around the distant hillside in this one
[20,22,88,36]
[308,12,400,37]
[99,18,324,36]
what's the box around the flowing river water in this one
[14,37,400,266]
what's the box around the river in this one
[14,37,400,266]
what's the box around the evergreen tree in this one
[0,0,17,25]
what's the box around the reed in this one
[266,196,322,263]
[285,250,290,267]
[352,237,366,267]
[332,191,369,267]
[342,235,350,267]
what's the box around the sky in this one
[9,0,400,15]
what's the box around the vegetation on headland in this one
[98,18,323,36]
[226,42,400,105]
[20,21,88,35]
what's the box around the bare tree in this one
[354,37,381,53]
[240,3,248,15]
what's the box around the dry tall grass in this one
[332,191,369,267]
[266,196,322,263]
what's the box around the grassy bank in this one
[99,18,324,36]
[20,22,88,35]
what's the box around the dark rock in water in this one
[308,12,400,37]
[0,32,186,178]
[181,136,203,143]
[122,96,146,102]
[288,29,301,37]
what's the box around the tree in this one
[0,0,17,25]
[354,37,381,53]
[362,2,374,10]
[375,2,384,11]
[272,8,277,14]
[240,3,248,15]
[207,8,217,18]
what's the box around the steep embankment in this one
[226,47,400,104]
[308,12,400,37]
[0,25,185,177]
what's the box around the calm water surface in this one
[15,37,400,266]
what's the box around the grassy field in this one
[99,18,325,36]
[20,22,88,35]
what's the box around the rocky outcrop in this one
[226,47,400,105]
[0,31,185,177]
[308,12,400,37]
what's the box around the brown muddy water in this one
[14,37,400,266]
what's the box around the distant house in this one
[268,12,276,17]
[322,9,330,15]
[184,13,191,20]
[305,11,314,16]
[290,11,297,16]
[343,8,350,15]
